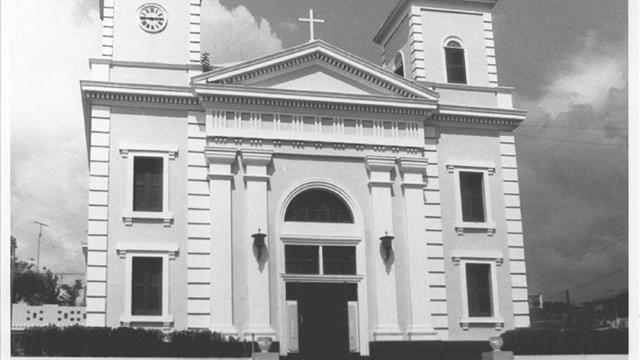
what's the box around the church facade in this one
[81,0,530,357]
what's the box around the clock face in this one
[137,3,168,33]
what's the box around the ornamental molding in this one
[116,242,179,259]
[197,92,435,116]
[398,157,429,174]
[194,40,439,100]
[204,147,237,165]
[451,250,503,266]
[365,155,396,172]
[429,113,522,128]
[240,149,273,166]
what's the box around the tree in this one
[58,279,84,306]
[201,51,213,72]
[12,259,60,305]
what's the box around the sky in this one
[4,0,633,304]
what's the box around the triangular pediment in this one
[192,40,439,101]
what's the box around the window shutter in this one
[286,300,299,353]
[347,301,359,353]
[133,157,163,212]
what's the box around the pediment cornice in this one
[192,40,439,101]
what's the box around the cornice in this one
[419,81,515,94]
[81,81,199,106]
[89,58,202,71]
[195,85,436,116]
[193,40,439,100]
[374,0,498,44]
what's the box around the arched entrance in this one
[276,180,368,358]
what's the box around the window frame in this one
[452,250,504,330]
[442,37,468,84]
[393,51,405,78]
[284,244,357,276]
[117,242,178,329]
[447,161,496,235]
[120,145,177,226]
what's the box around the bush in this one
[501,327,628,355]
[13,326,260,357]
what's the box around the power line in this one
[514,133,627,147]
[544,265,628,301]
[517,124,628,130]
[530,232,627,282]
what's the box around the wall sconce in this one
[379,231,394,261]
[252,229,267,259]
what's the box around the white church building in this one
[81,0,530,357]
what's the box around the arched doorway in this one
[276,180,368,358]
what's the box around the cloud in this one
[10,0,101,274]
[201,0,283,63]
[513,30,628,302]
[279,21,299,33]
[522,31,627,118]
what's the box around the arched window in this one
[393,52,405,78]
[285,189,353,223]
[444,40,467,84]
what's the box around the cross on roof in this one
[298,9,325,42]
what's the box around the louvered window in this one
[132,257,162,316]
[466,263,492,317]
[133,157,163,212]
[445,40,467,84]
[460,171,485,222]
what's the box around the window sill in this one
[122,210,173,227]
[460,316,504,331]
[455,221,495,236]
[121,314,174,330]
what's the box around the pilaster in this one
[398,158,437,340]
[409,6,427,81]
[86,105,111,327]
[499,133,530,328]
[241,149,276,339]
[186,111,211,329]
[365,155,403,341]
[424,126,448,338]
[205,147,238,336]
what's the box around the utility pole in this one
[33,221,49,270]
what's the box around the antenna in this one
[33,221,50,270]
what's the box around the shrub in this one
[13,326,259,357]
[501,327,628,355]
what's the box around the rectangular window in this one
[466,263,492,317]
[323,246,356,275]
[460,172,485,222]
[445,48,467,84]
[133,157,163,212]
[285,245,319,274]
[132,257,163,316]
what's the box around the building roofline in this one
[373,0,499,44]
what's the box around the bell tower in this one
[374,0,499,87]
[93,0,202,84]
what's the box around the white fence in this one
[11,304,86,330]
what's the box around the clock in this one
[137,3,168,33]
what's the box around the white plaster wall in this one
[420,7,491,85]
[381,16,411,74]
[436,126,515,340]
[106,107,189,329]
[111,0,191,64]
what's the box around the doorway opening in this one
[286,282,358,360]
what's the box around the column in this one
[365,155,403,341]
[398,158,437,340]
[205,147,238,336]
[241,149,276,339]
